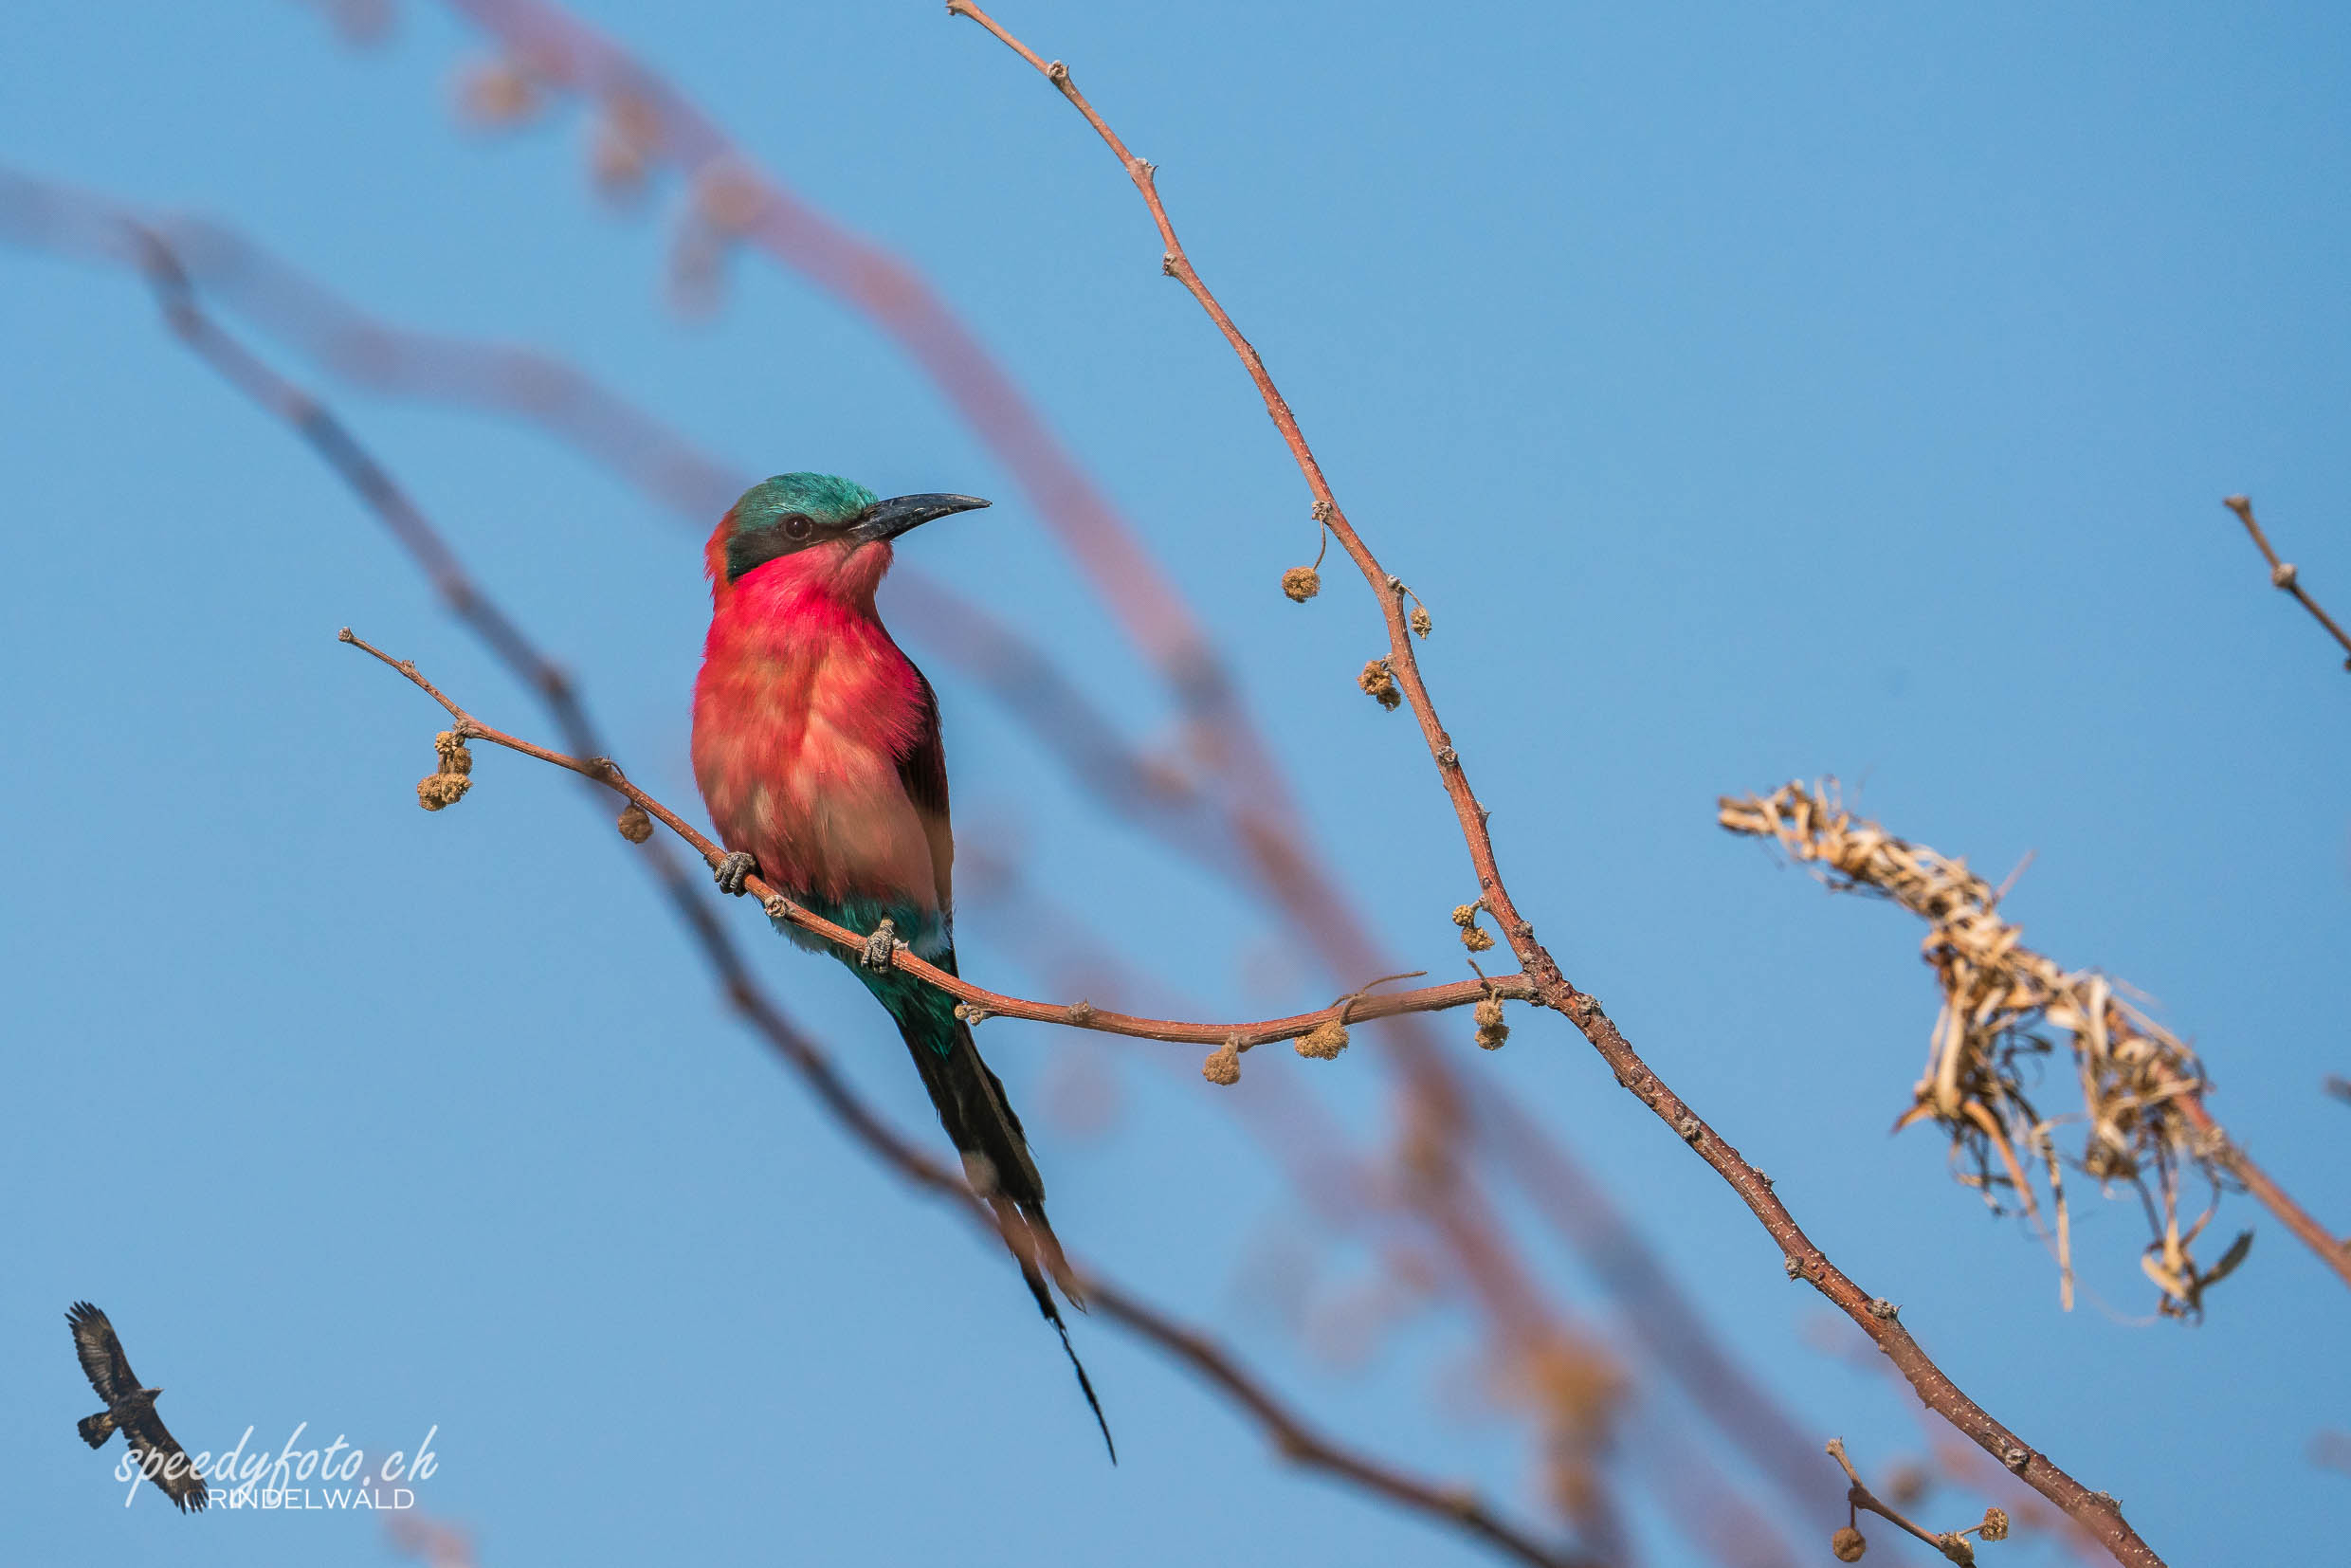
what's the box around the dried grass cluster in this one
[1720,780,2249,1317]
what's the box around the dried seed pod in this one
[417,773,472,811]
[1358,658,1401,710]
[1978,1507,2009,1542]
[1460,924,1494,953]
[1202,1039,1242,1085]
[1282,566,1321,602]
[1832,1525,1868,1561]
[616,802,654,843]
[418,730,476,811]
[1295,1019,1350,1060]
[1472,996,1509,1049]
[1410,604,1432,637]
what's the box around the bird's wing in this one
[894,665,956,911]
[66,1302,138,1405]
[124,1407,209,1512]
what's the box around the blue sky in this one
[3,3,2346,1564]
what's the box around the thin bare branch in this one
[1828,1436,2012,1564]
[947,8,2164,1562]
[342,627,1531,1049]
[2171,1069,2351,1294]
[2223,495,2351,670]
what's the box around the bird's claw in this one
[713,850,759,896]
[861,917,899,971]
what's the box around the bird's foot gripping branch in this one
[712,849,758,897]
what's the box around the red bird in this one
[691,472,1108,1452]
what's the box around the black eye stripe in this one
[724,512,834,581]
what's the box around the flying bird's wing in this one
[66,1302,138,1406]
[123,1408,209,1512]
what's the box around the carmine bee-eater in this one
[690,472,1108,1452]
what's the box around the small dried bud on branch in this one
[1978,1507,2010,1542]
[454,58,542,129]
[433,731,473,775]
[591,92,662,202]
[1410,604,1432,638]
[694,161,770,235]
[1450,902,1496,952]
[1295,1018,1349,1060]
[1472,996,1509,1050]
[1285,506,1332,603]
[1358,658,1401,710]
[1202,1038,1242,1085]
[1832,1525,1868,1561]
[616,802,654,843]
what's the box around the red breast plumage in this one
[692,531,951,933]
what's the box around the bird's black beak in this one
[853,493,991,543]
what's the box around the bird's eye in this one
[781,513,813,540]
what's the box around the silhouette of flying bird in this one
[68,1301,208,1511]
[691,473,1110,1456]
